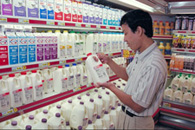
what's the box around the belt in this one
[122,105,137,117]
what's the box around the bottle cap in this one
[57,104,61,109]
[68,100,72,103]
[25,125,32,130]
[21,72,27,75]
[88,120,92,124]
[87,53,92,57]
[58,66,63,68]
[43,109,48,114]
[42,118,47,123]
[98,95,102,99]
[90,99,94,102]
[56,113,61,117]
[65,64,70,67]
[32,70,37,73]
[11,121,17,126]
[80,101,84,105]
[9,74,15,77]
[29,115,34,120]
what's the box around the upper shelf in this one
[152,35,173,40]
[0,52,121,75]
[0,16,122,32]
[173,30,195,35]
[171,48,195,54]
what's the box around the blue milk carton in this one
[6,32,19,65]
[103,6,109,25]
[47,0,54,20]
[108,8,112,26]
[25,32,36,62]
[39,0,47,19]
[16,32,28,64]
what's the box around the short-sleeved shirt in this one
[124,42,167,116]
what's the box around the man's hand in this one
[96,53,112,64]
[95,82,115,90]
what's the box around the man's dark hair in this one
[120,9,153,38]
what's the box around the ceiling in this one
[94,0,195,15]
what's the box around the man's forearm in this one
[108,60,128,81]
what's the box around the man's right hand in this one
[96,53,112,64]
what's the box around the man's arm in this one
[97,82,145,113]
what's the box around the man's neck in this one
[138,37,154,53]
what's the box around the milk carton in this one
[103,6,108,25]
[67,32,73,57]
[53,66,63,93]
[102,111,113,129]
[164,86,173,100]
[33,118,48,129]
[181,75,191,93]
[43,69,54,93]
[39,0,47,19]
[82,65,88,86]
[110,107,117,128]
[93,3,99,24]
[0,32,9,66]
[64,0,72,21]
[29,70,44,101]
[62,100,73,123]
[21,115,36,128]
[62,69,68,92]
[13,0,26,17]
[173,88,183,103]
[99,5,103,25]
[0,78,11,112]
[171,75,181,91]
[25,32,36,63]
[35,109,49,122]
[6,32,19,65]
[2,0,13,16]
[16,32,28,64]
[3,121,21,129]
[27,0,39,18]
[85,53,109,83]
[64,64,73,90]
[47,0,54,20]
[19,72,34,104]
[69,31,76,57]
[86,120,94,129]
[48,113,63,129]
[55,30,65,59]
[61,30,68,57]
[94,115,103,129]
[191,77,195,94]
[82,1,89,23]
[42,33,50,60]
[55,0,63,20]
[71,0,78,22]
[34,33,44,61]
[183,90,193,105]
[77,0,83,23]
[49,104,61,116]
[9,77,23,108]
[88,2,94,24]
[85,32,94,54]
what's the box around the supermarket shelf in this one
[0,75,119,123]
[159,114,194,130]
[170,69,195,75]
[162,99,195,118]
[173,30,195,35]
[0,52,122,75]
[152,35,173,40]
[0,16,122,32]
[171,48,195,54]
[164,55,171,60]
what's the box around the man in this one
[95,9,167,129]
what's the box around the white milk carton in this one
[84,98,95,123]
[94,115,103,129]
[39,0,47,19]
[25,32,36,63]
[55,0,63,20]
[0,77,11,112]
[77,0,83,23]
[85,53,109,83]
[13,0,26,17]
[29,70,44,101]
[82,1,89,23]
[49,104,62,116]
[173,88,183,103]
[94,95,103,119]
[42,69,54,94]
[2,0,13,16]
[53,66,63,93]
[62,100,73,124]
[102,91,111,113]
[63,64,73,90]
[69,31,76,57]
[35,109,49,122]
[164,86,173,100]
[64,0,72,21]
[3,121,21,129]
[110,107,117,128]
[21,115,36,128]
[33,118,48,129]
[191,77,195,94]
[183,90,193,105]
[85,120,94,129]
[48,113,63,129]
[27,0,39,18]
[71,0,78,22]
[85,32,94,54]
[55,30,65,59]
[47,0,55,20]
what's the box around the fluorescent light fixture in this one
[118,0,155,12]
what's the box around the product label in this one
[182,86,188,93]
[76,74,81,87]
[75,42,80,56]
[103,8,108,25]
[71,1,78,22]
[165,95,171,100]
[0,92,10,109]
[93,64,107,79]
[68,75,74,90]
[44,44,50,60]
[52,43,58,59]
[27,0,39,18]
[184,99,191,105]
[98,43,102,52]
[83,75,88,86]
[175,97,181,102]
[47,0,54,19]
[62,78,68,92]
[39,0,47,19]
[107,41,110,52]
[64,0,72,21]
[12,89,22,104]
[55,0,63,20]
[14,0,26,17]
[24,86,33,102]
[93,42,97,54]
[67,45,72,57]
[94,5,99,24]
[88,4,94,24]
[171,84,177,91]
[8,36,18,65]
[0,36,9,66]
[18,36,28,63]
[2,0,13,16]
[47,78,53,90]
[28,43,36,62]
[35,84,43,99]
[37,44,44,61]
[82,117,88,128]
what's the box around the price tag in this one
[48,62,50,66]
[74,87,81,92]
[86,24,90,28]
[1,108,18,117]
[76,23,81,27]
[39,63,48,68]
[106,26,110,29]
[59,22,65,26]
[122,49,130,58]
[47,21,54,25]
[97,25,100,29]
[19,19,29,24]
[12,66,23,72]
[163,102,171,108]
[0,17,7,22]
[60,60,66,64]
[76,58,82,62]
[22,65,27,70]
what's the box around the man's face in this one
[122,24,141,51]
